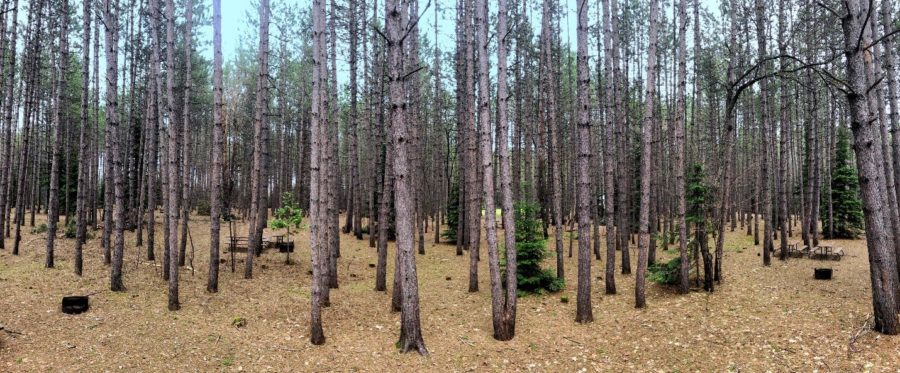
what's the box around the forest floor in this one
[1,214,899,372]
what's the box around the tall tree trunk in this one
[208,0,223,293]
[882,0,900,280]
[674,0,689,293]
[636,0,659,308]
[493,0,517,340]
[386,0,427,354]
[463,0,481,293]
[838,0,899,335]
[776,0,790,260]
[46,0,69,268]
[541,0,564,281]
[14,0,45,256]
[106,0,126,292]
[246,0,270,279]
[74,0,91,275]
[476,0,501,338]
[179,0,193,267]
[309,0,327,345]
[0,0,19,251]
[754,0,773,266]
[146,0,162,262]
[164,0,181,308]
[574,0,594,320]
[601,0,617,295]
[344,0,360,240]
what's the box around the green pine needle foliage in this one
[823,128,864,239]
[442,181,461,243]
[509,201,563,295]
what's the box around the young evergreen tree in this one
[823,129,864,239]
[512,202,562,294]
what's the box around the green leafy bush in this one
[269,193,303,234]
[65,220,76,238]
[32,223,48,234]
[196,199,211,216]
[648,257,682,285]
[64,220,94,240]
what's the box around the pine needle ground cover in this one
[1,214,897,371]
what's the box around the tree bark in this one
[46,0,69,268]
[179,0,194,267]
[839,0,899,335]
[636,0,659,309]
[600,0,617,295]
[386,0,428,354]
[493,0,517,340]
[574,0,594,320]
[74,0,91,275]
[208,0,223,293]
[107,0,126,292]
[164,0,181,308]
[673,0,690,293]
[309,0,326,345]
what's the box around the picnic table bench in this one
[228,236,249,252]
[811,245,844,261]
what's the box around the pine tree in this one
[442,180,461,243]
[511,202,562,294]
[823,129,863,239]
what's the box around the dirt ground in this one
[1,214,899,372]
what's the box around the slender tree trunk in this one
[0,0,19,251]
[636,0,659,308]
[493,0,517,340]
[46,0,70,268]
[208,0,223,293]
[74,0,91,275]
[164,0,181,309]
[776,0,790,260]
[146,0,162,262]
[178,0,193,267]
[309,0,326,345]
[673,0,689,293]
[463,0,481,293]
[106,0,126,292]
[246,0,270,279]
[345,0,360,240]
[754,0,773,266]
[574,0,594,320]
[601,0,617,295]
[541,0,564,281]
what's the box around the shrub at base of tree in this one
[649,257,682,285]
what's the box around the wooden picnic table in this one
[812,245,844,261]
[228,236,249,252]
